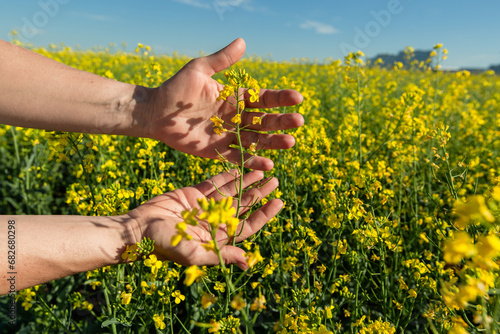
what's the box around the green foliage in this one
[1,43,500,333]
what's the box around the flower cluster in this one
[5,40,500,333]
[199,196,239,236]
[211,69,262,137]
[440,189,500,331]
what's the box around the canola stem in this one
[235,93,245,222]
[102,279,118,334]
[213,229,251,331]
[38,294,67,330]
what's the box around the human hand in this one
[141,38,304,171]
[126,170,281,270]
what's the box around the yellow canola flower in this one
[230,293,246,310]
[449,324,468,334]
[246,77,261,103]
[213,126,227,136]
[358,318,396,334]
[217,85,235,101]
[210,115,227,136]
[226,217,239,236]
[81,301,93,311]
[251,282,261,289]
[250,294,266,312]
[491,186,500,202]
[248,142,258,154]
[121,244,138,261]
[474,235,500,269]
[89,281,102,290]
[184,265,205,286]
[172,290,185,304]
[120,291,132,305]
[353,315,366,327]
[453,195,494,229]
[202,240,217,252]
[456,280,484,307]
[208,319,221,333]
[245,247,264,268]
[443,272,495,311]
[16,288,36,311]
[214,281,226,293]
[247,77,260,89]
[198,197,237,233]
[181,208,199,226]
[210,115,223,127]
[171,221,193,247]
[153,313,166,330]
[443,231,477,264]
[476,235,500,259]
[248,88,260,103]
[252,116,263,125]
[144,254,163,275]
[201,292,218,309]
[238,100,245,111]
[171,234,183,248]
[140,281,156,295]
[231,113,241,125]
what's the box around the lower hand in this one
[126,170,281,270]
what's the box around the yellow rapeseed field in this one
[1,41,500,333]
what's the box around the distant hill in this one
[369,49,499,74]
[489,64,500,74]
[369,49,431,68]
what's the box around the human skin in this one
[0,37,303,294]
[0,170,281,294]
[0,38,304,170]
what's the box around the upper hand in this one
[126,170,282,270]
[143,38,304,171]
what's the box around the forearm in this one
[0,39,152,136]
[0,214,139,294]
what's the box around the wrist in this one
[117,85,157,139]
[119,212,144,255]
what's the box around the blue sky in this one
[1,0,499,69]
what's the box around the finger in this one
[237,177,279,216]
[218,147,275,171]
[234,199,284,243]
[243,155,275,171]
[197,38,246,76]
[194,169,239,196]
[245,89,303,109]
[237,132,296,150]
[219,246,249,270]
[180,243,248,270]
[208,170,264,200]
[241,112,305,132]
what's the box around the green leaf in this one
[101,318,132,328]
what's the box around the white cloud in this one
[172,0,211,9]
[300,20,338,35]
[213,0,257,12]
[172,0,261,18]
[231,0,252,9]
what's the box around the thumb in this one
[219,245,249,271]
[200,38,246,76]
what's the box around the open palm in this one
[127,170,281,270]
[146,38,304,171]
